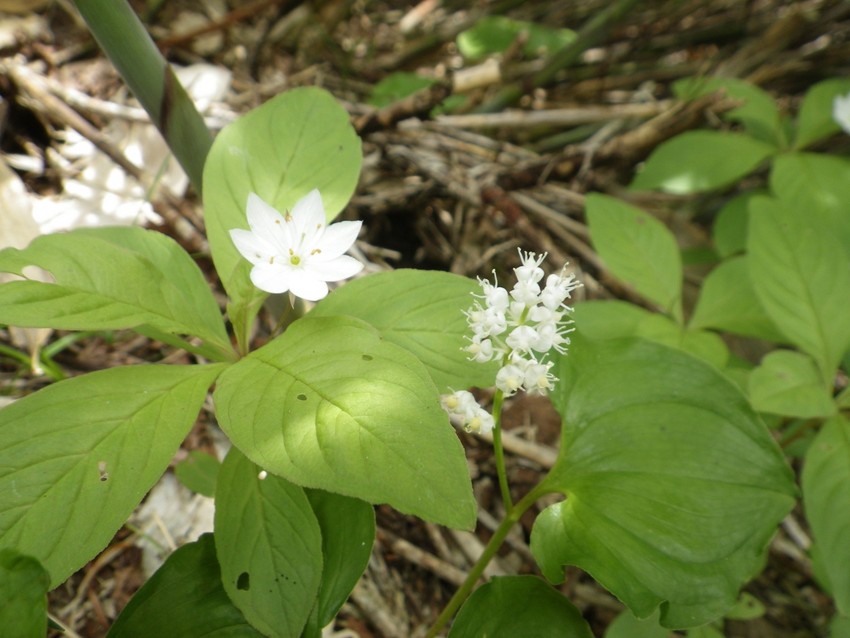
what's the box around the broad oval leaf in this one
[215,448,322,638]
[0,363,225,587]
[794,78,850,149]
[305,489,374,629]
[673,77,783,145]
[586,194,682,321]
[747,195,850,379]
[802,416,850,616]
[689,256,785,342]
[532,336,796,629]
[448,575,593,638]
[107,534,262,637]
[0,549,49,638]
[0,227,230,356]
[630,131,776,194]
[769,153,850,252]
[214,314,476,529]
[203,87,361,303]
[311,270,497,391]
[749,350,836,418]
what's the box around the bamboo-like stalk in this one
[73,0,213,194]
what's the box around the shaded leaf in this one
[107,534,262,637]
[305,490,374,629]
[215,448,322,638]
[448,576,593,638]
[802,416,850,616]
[532,336,796,628]
[794,78,850,149]
[174,451,220,498]
[0,549,49,638]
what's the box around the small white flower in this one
[834,92,850,135]
[440,390,494,435]
[495,363,525,396]
[229,190,363,301]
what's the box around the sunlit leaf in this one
[214,314,476,529]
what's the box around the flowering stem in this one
[425,483,549,637]
[490,389,513,513]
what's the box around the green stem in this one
[490,389,513,512]
[425,484,549,637]
[73,0,213,193]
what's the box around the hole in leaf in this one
[297,394,307,401]
[237,572,250,590]
[362,354,373,361]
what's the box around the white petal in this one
[246,193,289,248]
[290,189,326,236]
[314,220,362,260]
[249,262,292,294]
[230,228,275,265]
[288,270,330,301]
[308,255,363,281]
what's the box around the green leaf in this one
[369,73,436,107]
[0,227,230,356]
[712,190,764,259]
[630,131,776,194]
[747,196,850,379]
[769,153,850,252]
[831,613,850,638]
[448,576,593,638]
[586,194,682,321]
[572,300,653,340]
[634,314,729,369]
[214,314,476,529]
[674,77,783,144]
[203,88,361,306]
[311,269,497,391]
[802,416,850,616]
[0,549,49,638]
[305,490,374,629]
[794,78,850,149]
[532,336,796,629]
[604,610,669,638]
[174,451,220,498]
[724,592,765,621]
[689,256,785,342]
[749,350,836,418]
[457,16,575,61]
[0,363,225,587]
[215,448,322,638]
[108,534,262,637]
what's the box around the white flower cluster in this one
[441,390,495,435]
[466,250,580,397]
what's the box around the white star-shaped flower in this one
[229,190,363,301]
[833,91,850,135]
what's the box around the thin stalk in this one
[425,483,549,637]
[73,0,213,193]
[490,389,513,512]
